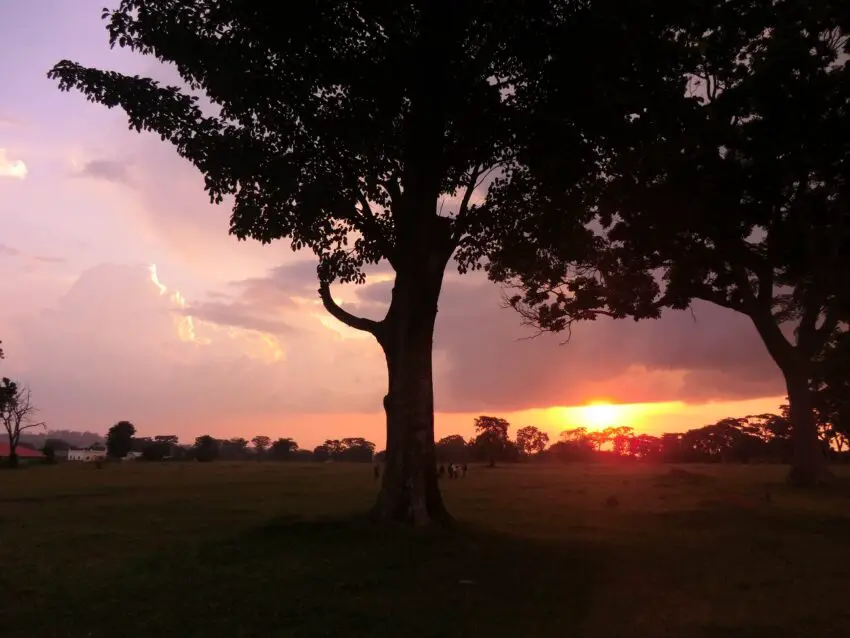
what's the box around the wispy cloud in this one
[33,255,66,265]
[76,158,134,185]
[0,148,27,179]
[0,243,21,257]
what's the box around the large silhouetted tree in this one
[489,1,850,487]
[49,1,689,522]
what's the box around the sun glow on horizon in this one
[545,400,687,433]
[578,401,621,429]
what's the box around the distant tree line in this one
[35,423,380,465]
[434,408,850,466]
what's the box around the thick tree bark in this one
[784,368,832,487]
[372,264,451,526]
[318,213,454,525]
[751,313,832,487]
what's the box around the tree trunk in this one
[5,432,18,468]
[784,368,831,487]
[371,264,452,526]
[751,314,832,487]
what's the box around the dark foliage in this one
[193,435,220,462]
[106,421,136,459]
[47,0,696,524]
[488,0,850,486]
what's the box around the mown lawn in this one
[2,461,849,637]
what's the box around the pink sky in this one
[0,1,787,449]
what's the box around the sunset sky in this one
[0,1,787,448]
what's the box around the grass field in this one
[2,462,850,638]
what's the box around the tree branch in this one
[318,281,383,335]
[383,173,402,207]
[452,163,501,244]
[353,193,397,269]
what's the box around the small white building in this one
[67,449,108,462]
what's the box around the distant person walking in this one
[461,463,468,478]
[373,463,380,481]
[438,464,445,479]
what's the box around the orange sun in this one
[578,401,621,429]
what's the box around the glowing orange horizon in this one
[133,397,787,450]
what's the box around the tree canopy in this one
[49,0,715,522]
[488,0,850,486]
[106,420,137,458]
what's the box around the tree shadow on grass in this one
[38,516,597,638]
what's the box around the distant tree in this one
[291,449,314,462]
[605,426,634,456]
[323,440,344,459]
[269,438,299,461]
[515,426,549,458]
[626,434,662,461]
[313,445,331,463]
[337,438,376,463]
[435,435,468,463]
[106,421,136,459]
[193,435,219,462]
[492,3,850,487]
[141,441,170,462]
[473,416,510,468]
[546,428,594,463]
[559,428,590,445]
[49,0,693,525]
[1,378,46,467]
[220,437,249,460]
[251,435,271,457]
[131,436,153,453]
[151,435,179,458]
[42,444,57,464]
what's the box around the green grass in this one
[2,462,850,637]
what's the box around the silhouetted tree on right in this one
[489,1,850,487]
